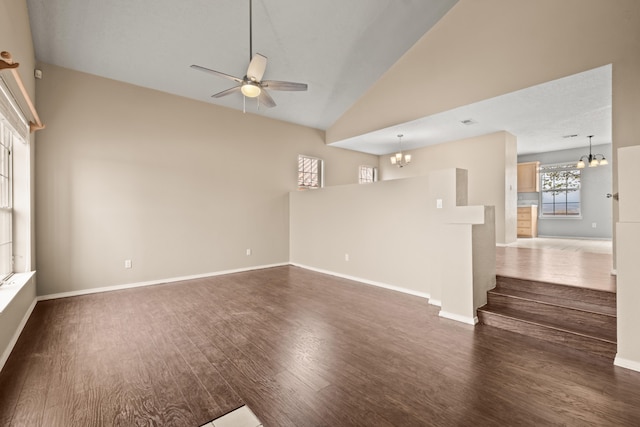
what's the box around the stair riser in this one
[496,276,615,308]
[487,293,616,337]
[478,311,616,359]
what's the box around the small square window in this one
[298,155,323,189]
[358,165,377,184]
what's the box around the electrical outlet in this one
[345,253,349,261]
[436,199,443,209]
[246,248,252,256]
[124,259,132,269]
[592,222,597,228]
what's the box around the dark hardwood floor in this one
[496,245,615,292]
[2,266,640,426]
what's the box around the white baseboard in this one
[614,355,640,373]
[0,297,37,372]
[429,299,442,307]
[290,263,431,301]
[439,310,478,325]
[37,263,289,301]
[536,235,612,241]
[611,269,617,276]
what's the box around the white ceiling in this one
[25,0,611,156]
[331,64,612,156]
[26,0,458,130]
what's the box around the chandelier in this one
[390,134,411,167]
[577,135,608,168]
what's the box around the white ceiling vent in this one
[460,118,477,125]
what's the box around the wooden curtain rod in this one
[0,51,45,133]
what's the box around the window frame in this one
[539,162,582,218]
[297,155,323,190]
[358,165,377,184]
[0,116,14,281]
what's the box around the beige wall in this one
[379,131,517,244]
[290,176,434,295]
[34,63,377,296]
[0,0,37,369]
[0,0,36,99]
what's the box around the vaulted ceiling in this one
[26,0,611,155]
[26,0,458,130]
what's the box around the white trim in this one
[536,235,612,241]
[37,263,288,301]
[439,310,478,325]
[610,269,617,276]
[614,355,640,373]
[429,299,442,307]
[290,263,431,300]
[0,271,36,313]
[0,77,30,140]
[0,297,36,372]
[495,243,508,247]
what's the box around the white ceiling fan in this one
[190,0,308,109]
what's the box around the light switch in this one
[436,199,443,209]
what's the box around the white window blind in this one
[0,77,29,141]
[0,121,13,279]
[298,155,323,189]
[0,76,27,281]
[358,165,377,183]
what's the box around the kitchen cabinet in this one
[517,161,540,192]
[517,206,538,238]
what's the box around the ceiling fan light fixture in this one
[241,82,261,98]
[599,157,608,166]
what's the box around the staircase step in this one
[489,286,615,315]
[481,304,615,342]
[496,275,615,308]
[487,290,616,332]
[478,308,616,359]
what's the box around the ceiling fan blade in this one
[258,89,276,108]
[191,64,243,83]
[261,80,308,91]
[212,86,242,98]
[246,54,267,82]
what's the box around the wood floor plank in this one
[2,265,640,426]
[496,246,615,291]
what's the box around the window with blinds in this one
[298,155,323,189]
[358,165,377,184]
